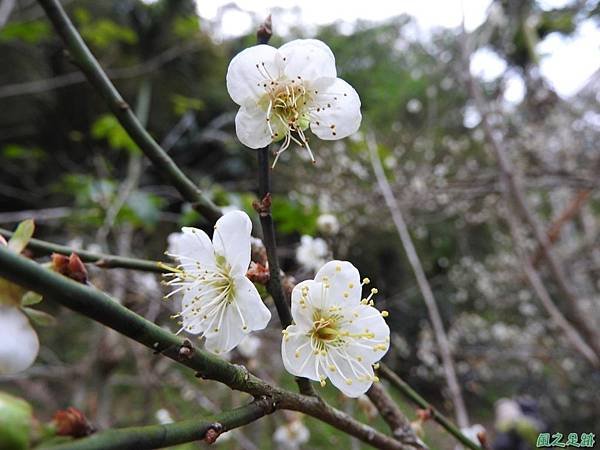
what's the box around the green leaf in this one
[7,220,34,254]
[20,292,43,307]
[0,20,50,44]
[271,197,319,235]
[91,114,140,154]
[120,191,166,229]
[22,308,56,327]
[171,94,204,117]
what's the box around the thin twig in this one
[36,399,273,450]
[367,136,469,428]
[0,41,201,100]
[36,0,222,224]
[0,228,165,272]
[253,20,315,397]
[378,364,483,450]
[531,189,592,267]
[503,204,600,367]
[366,383,427,449]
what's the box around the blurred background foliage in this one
[0,0,599,449]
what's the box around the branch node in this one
[177,339,195,360]
[203,423,224,444]
[252,193,272,217]
[117,100,130,111]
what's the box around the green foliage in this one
[7,220,34,255]
[75,8,137,49]
[171,94,204,116]
[271,196,319,235]
[92,114,140,154]
[172,15,200,39]
[120,190,166,229]
[0,20,50,44]
[20,292,43,307]
[0,392,33,450]
[1,145,45,160]
[22,307,56,327]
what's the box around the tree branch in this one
[378,364,483,450]
[367,136,469,428]
[0,246,410,450]
[0,228,165,273]
[36,0,222,224]
[366,383,427,449]
[36,400,273,450]
[502,203,599,367]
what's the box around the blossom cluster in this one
[165,211,390,397]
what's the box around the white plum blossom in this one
[155,408,174,425]
[273,418,310,450]
[281,261,390,397]
[316,213,340,235]
[165,211,271,355]
[296,235,328,273]
[0,305,39,375]
[226,39,362,166]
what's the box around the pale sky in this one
[195,0,600,98]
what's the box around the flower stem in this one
[36,400,272,450]
[36,0,222,224]
[0,228,165,273]
[256,148,316,397]
[378,364,484,450]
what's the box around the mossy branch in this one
[36,400,272,450]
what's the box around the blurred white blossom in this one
[273,419,310,450]
[316,213,340,235]
[296,235,328,273]
[0,305,39,375]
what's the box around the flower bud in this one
[53,407,94,438]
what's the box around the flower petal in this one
[0,306,39,375]
[212,211,252,275]
[291,279,321,329]
[234,104,273,149]
[281,324,320,380]
[278,39,337,80]
[345,304,390,365]
[203,302,247,355]
[309,78,361,140]
[226,44,282,105]
[324,347,375,397]
[314,260,362,306]
[232,276,271,332]
[180,284,207,334]
[170,227,216,271]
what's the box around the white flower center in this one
[255,62,316,166]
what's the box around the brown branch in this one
[367,136,470,428]
[367,383,427,449]
[531,189,592,266]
